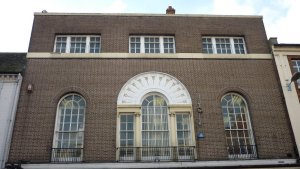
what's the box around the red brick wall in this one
[9,58,295,162]
[28,14,270,54]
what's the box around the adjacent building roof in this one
[0,53,26,74]
[274,43,300,47]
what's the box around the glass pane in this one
[221,93,256,156]
[64,123,70,131]
[71,123,77,131]
[120,132,126,139]
[120,115,126,122]
[231,131,237,137]
[238,131,244,137]
[66,109,71,115]
[141,95,169,148]
[121,123,126,130]
[237,122,243,129]
[128,132,133,139]
[127,115,133,122]
[128,139,134,146]
[230,122,237,129]
[79,115,84,123]
[70,133,76,140]
[120,140,126,146]
[78,122,84,130]
[127,123,133,130]
[72,115,78,122]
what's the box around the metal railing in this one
[118,146,196,162]
[51,148,83,163]
[227,145,257,160]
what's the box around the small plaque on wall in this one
[197,132,205,140]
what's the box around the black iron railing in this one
[118,146,195,162]
[51,148,83,163]
[227,145,257,159]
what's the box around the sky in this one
[0,0,299,52]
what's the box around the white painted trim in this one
[117,71,192,105]
[272,48,300,156]
[221,93,256,157]
[273,47,300,53]
[26,52,272,59]
[203,37,247,54]
[34,12,263,19]
[54,35,101,53]
[1,74,22,169]
[21,159,297,169]
[52,93,86,160]
[0,74,19,83]
[129,36,175,54]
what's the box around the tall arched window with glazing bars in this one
[52,94,86,163]
[141,95,170,160]
[221,93,257,159]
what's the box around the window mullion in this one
[68,96,74,148]
[54,37,58,52]
[242,38,247,54]
[141,37,145,53]
[66,36,71,53]
[230,38,235,54]
[212,38,217,54]
[160,37,164,53]
[173,37,176,53]
[86,36,90,53]
[128,37,131,53]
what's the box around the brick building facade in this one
[7,9,298,168]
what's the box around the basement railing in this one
[51,148,83,163]
[227,145,258,160]
[117,146,196,162]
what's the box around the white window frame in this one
[141,94,170,147]
[176,113,192,147]
[119,113,135,161]
[202,37,247,54]
[129,36,175,54]
[54,35,101,53]
[221,93,256,159]
[140,94,171,160]
[52,93,86,162]
[175,113,193,160]
[116,93,196,161]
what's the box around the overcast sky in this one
[0,0,299,52]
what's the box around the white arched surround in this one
[116,72,196,161]
[117,71,192,105]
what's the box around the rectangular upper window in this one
[129,36,175,53]
[202,37,247,54]
[54,35,101,53]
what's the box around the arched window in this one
[52,94,86,162]
[221,93,257,159]
[141,95,169,147]
[117,72,195,162]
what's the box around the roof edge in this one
[274,44,300,47]
[34,12,263,18]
